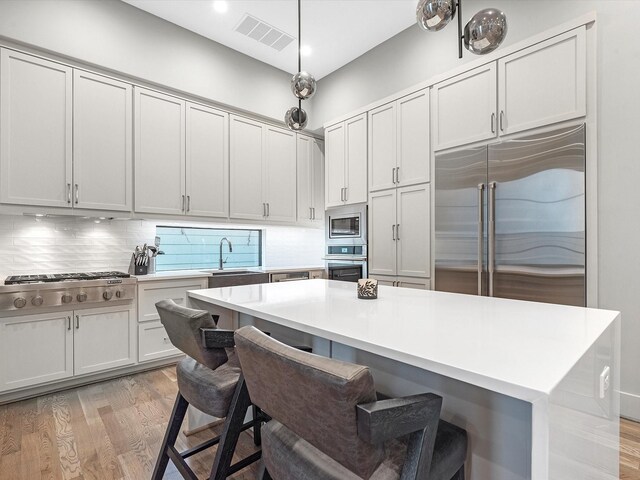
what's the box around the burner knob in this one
[31,295,43,306]
[103,290,113,301]
[115,290,122,299]
[61,293,73,304]
[77,292,88,303]
[14,297,26,309]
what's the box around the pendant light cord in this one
[298,0,302,110]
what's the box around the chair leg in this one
[152,392,189,480]
[209,375,254,480]
[252,405,262,446]
[451,465,465,480]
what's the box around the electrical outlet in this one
[599,365,610,399]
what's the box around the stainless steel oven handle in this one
[477,183,485,296]
[488,181,496,297]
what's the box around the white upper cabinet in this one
[433,27,586,150]
[498,28,586,136]
[432,63,497,151]
[297,135,325,223]
[0,49,72,208]
[264,125,297,222]
[230,116,296,223]
[186,103,229,218]
[134,87,186,215]
[230,116,264,221]
[325,113,367,208]
[369,89,430,192]
[74,70,132,211]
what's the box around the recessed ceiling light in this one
[300,45,312,56]
[213,1,228,14]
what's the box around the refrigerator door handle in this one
[477,183,485,296]
[488,181,497,297]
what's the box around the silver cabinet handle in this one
[186,195,191,212]
[500,111,504,132]
[392,167,396,184]
[75,315,79,329]
[396,224,400,241]
[488,181,496,297]
[67,183,71,204]
[67,316,71,330]
[266,203,270,217]
[312,207,315,219]
[74,184,79,204]
[181,195,185,212]
[341,187,345,202]
[491,113,495,134]
[263,203,266,217]
[396,167,400,184]
[477,183,485,296]
[344,187,348,202]
[309,207,313,220]
[392,224,396,241]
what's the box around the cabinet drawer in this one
[137,279,207,323]
[138,321,182,363]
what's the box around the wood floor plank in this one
[1,396,23,455]
[50,394,82,480]
[36,396,63,480]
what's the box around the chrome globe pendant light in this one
[285,0,316,131]
[416,0,507,58]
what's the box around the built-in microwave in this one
[325,204,367,246]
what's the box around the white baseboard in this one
[621,390,640,421]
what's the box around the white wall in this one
[313,1,640,418]
[0,215,324,277]
[0,0,296,123]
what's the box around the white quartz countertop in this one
[188,279,620,402]
[134,266,325,282]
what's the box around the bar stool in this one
[234,325,468,480]
[152,300,263,480]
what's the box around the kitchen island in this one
[189,279,620,480]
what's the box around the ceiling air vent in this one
[235,13,295,51]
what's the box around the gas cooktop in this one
[5,271,131,285]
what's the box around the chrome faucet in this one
[219,237,233,270]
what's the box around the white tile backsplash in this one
[0,214,325,277]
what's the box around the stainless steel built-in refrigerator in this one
[434,124,585,306]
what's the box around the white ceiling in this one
[122,0,417,79]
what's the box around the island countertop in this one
[189,279,619,403]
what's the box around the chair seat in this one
[176,353,241,418]
[262,419,467,480]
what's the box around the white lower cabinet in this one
[0,304,135,393]
[74,305,136,376]
[137,277,208,362]
[370,275,431,290]
[0,311,74,392]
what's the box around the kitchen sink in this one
[205,270,270,288]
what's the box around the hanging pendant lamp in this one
[416,0,507,58]
[285,0,316,131]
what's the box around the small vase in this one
[357,279,378,300]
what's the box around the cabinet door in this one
[297,135,313,222]
[498,28,586,136]
[74,70,132,211]
[134,88,185,214]
[432,63,497,151]
[397,277,431,290]
[311,139,325,222]
[368,190,397,276]
[230,115,264,220]
[368,103,396,192]
[0,311,73,392]
[264,125,297,222]
[345,113,368,205]
[397,184,430,278]
[369,274,396,287]
[0,49,72,207]
[139,320,181,363]
[324,122,346,208]
[74,306,135,376]
[398,89,430,186]
[186,103,229,218]
[137,279,208,323]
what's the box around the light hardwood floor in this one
[0,366,638,480]
[0,366,258,480]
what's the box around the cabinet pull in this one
[67,184,71,204]
[267,203,270,217]
[396,224,400,241]
[491,113,496,133]
[186,195,191,212]
[67,316,71,330]
[396,167,400,184]
[392,224,396,241]
[309,207,312,220]
[392,167,396,184]
[340,188,344,202]
[344,187,348,202]
[500,111,504,132]
[181,195,185,212]
[74,184,79,204]
[75,315,79,329]
[312,207,315,220]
